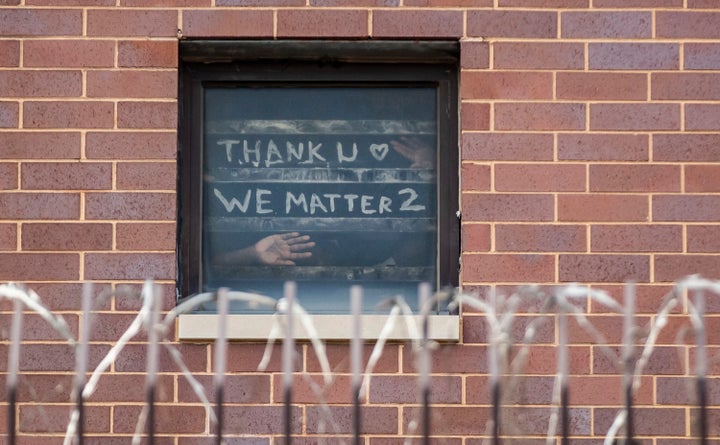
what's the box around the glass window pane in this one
[202,86,438,313]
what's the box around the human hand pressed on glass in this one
[390,136,434,168]
[218,232,315,266]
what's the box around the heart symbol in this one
[369,143,389,161]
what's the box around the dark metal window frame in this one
[178,40,460,303]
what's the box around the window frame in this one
[178,40,460,312]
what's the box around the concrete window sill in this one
[178,314,460,342]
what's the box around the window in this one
[179,41,459,315]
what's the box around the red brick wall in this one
[1,1,720,444]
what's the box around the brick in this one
[462,223,490,252]
[689,0,720,6]
[463,133,554,161]
[88,313,152,341]
[694,347,720,377]
[404,0,487,5]
[463,313,555,344]
[404,344,488,373]
[178,438,268,445]
[495,103,585,131]
[658,316,720,345]
[85,192,175,220]
[0,192,79,219]
[225,344,295,373]
[24,40,115,68]
[401,406,488,436]
[462,193,554,222]
[112,282,176,311]
[685,43,720,69]
[462,72,552,100]
[0,70,81,97]
[0,40,19,66]
[0,313,78,341]
[653,195,720,222]
[114,405,206,434]
[467,10,557,39]
[654,134,720,162]
[657,377,720,406]
[594,407,685,436]
[224,406,301,434]
[86,132,176,160]
[0,162,17,189]
[460,41,489,69]
[372,10,462,38]
[0,253,77,280]
[686,165,720,192]
[480,407,590,436]
[115,343,207,372]
[15,374,72,402]
[559,254,650,282]
[494,42,583,70]
[123,0,211,5]
[0,223,16,250]
[654,73,720,100]
[0,132,80,159]
[0,9,82,36]
[23,282,112,311]
[496,224,586,252]
[656,255,720,282]
[279,10,368,38]
[273,374,353,404]
[686,104,720,131]
[589,164,680,193]
[117,101,177,128]
[591,225,682,253]
[528,346,592,374]
[569,375,653,405]
[87,9,177,37]
[590,104,680,131]
[92,374,174,403]
[561,11,651,38]
[466,375,546,405]
[589,43,679,70]
[462,253,555,282]
[24,101,114,129]
[82,438,176,445]
[20,405,110,433]
[21,162,112,190]
[306,406,399,434]
[22,223,112,251]
[461,163,490,191]
[369,375,461,403]
[88,71,177,99]
[118,40,178,68]
[657,11,720,39]
[19,343,107,371]
[307,343,399,373]
[460,103,490,131]
[557,72,647,101]
[221,0,306,5]
[499,0,588,5]
[179,374,270,403]
[688,226,720,253]
[594,0,681,5]
[558,133,648,161]
[116,222,176,250]
[27,0,114,4]
[183,10,273,38]
[495,163,585,192]
[84,253,175,280]
[0,101,18,127]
